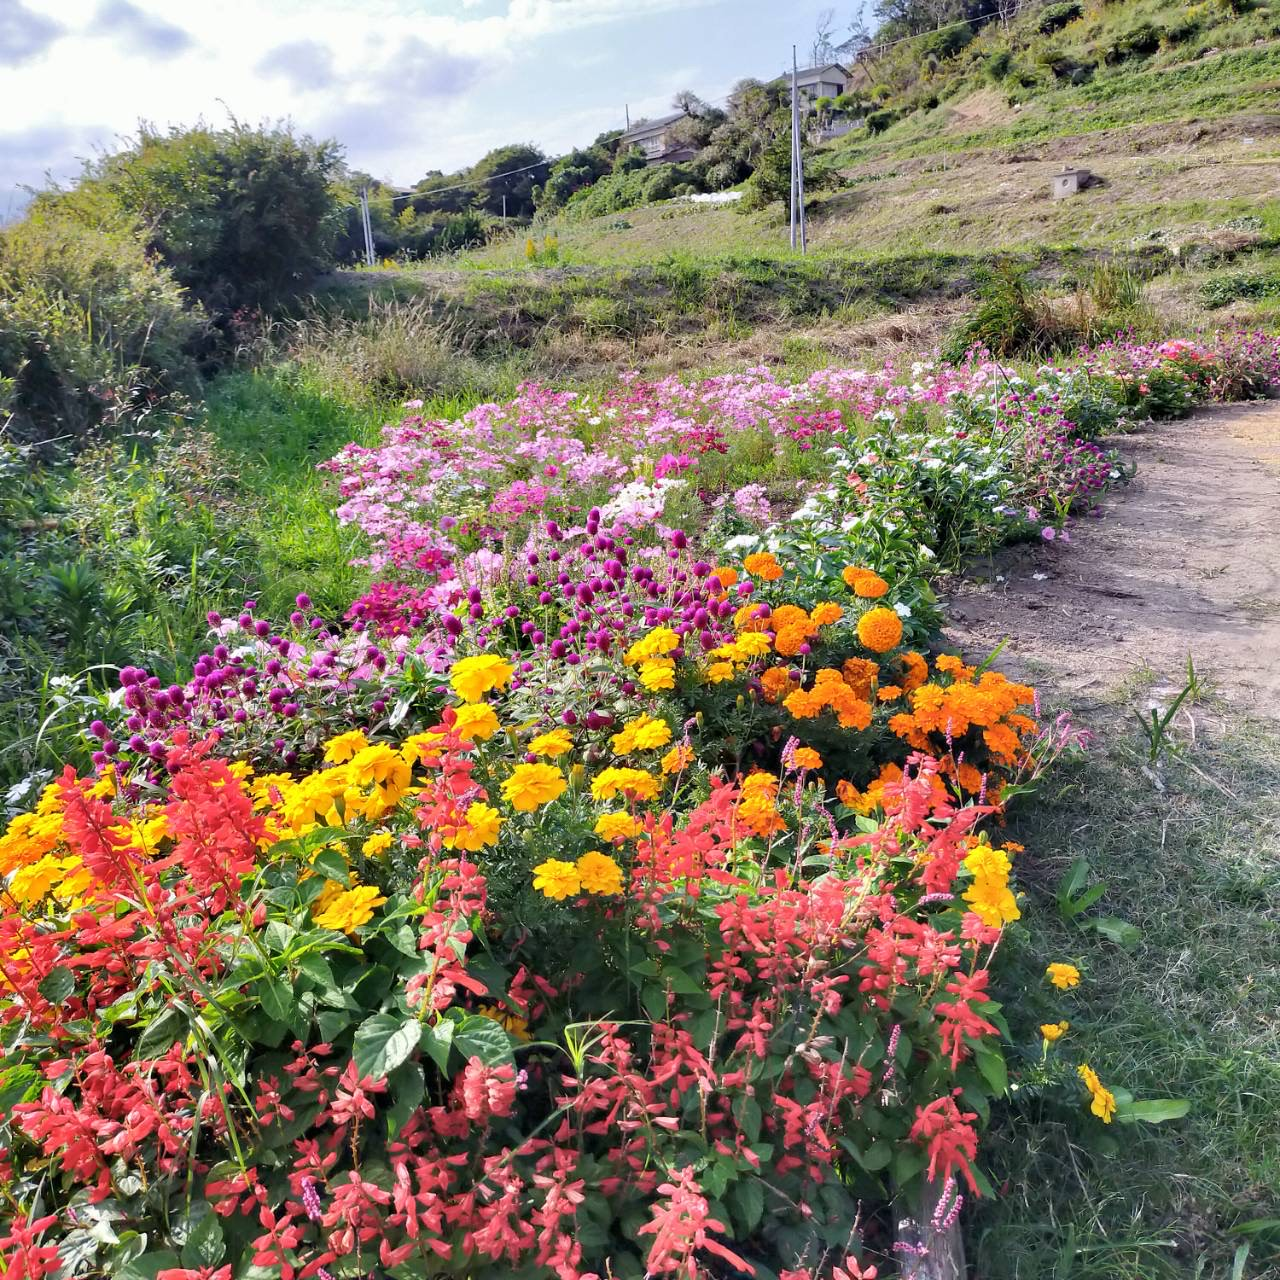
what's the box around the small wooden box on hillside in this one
[1052,166,1093,199]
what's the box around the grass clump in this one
[972,706,1280,1277]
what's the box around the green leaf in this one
[38,966,75,1004]
[1083,916,1142,948]
[136,1005,185,1059]
[975,1042,1009,1095]
[421,1019,455,1074]
[310,846,350,884]
[353,1012,420,1081]
[450,1013,514,1066]
[386,1061,424,1138]
[0,1065,41,1114]
[295,952,335,989]
[179,1211,225,1269]
[258,975,294,1024]
[1115,1098,1190,1125]
[114,1252,181,1280]
[729,1177,765,1234]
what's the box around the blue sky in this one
[0,0,868,214]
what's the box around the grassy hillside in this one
[388,0,1280,352]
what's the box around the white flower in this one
[894,602,912,618]
[723,533,761,551]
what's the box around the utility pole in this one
[789,47,798,251]
[502,193,507,224]
[794,46,807,254]
[359,186,375,267]
[625,103,631,129]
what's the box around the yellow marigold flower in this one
[743,552,783,582]
[963,877,1021,927]
[476,1003,532,1041]
[857,607,903,653]
[1040,1021,1069,1043]
[400,731,447,765]
[740,770,777,795]
[1077,1064,1116,1123]
[809,602,844,627]
[591,767,659,802]
[594,811,641,841]
[528,728,573,758]
[964,843,1012,881]
[501,763,567,813]
[705,661,735,684]
[452,702,500,742]
[1046,962,1081,990]
[577,850,624,895]
[790,747,823,770]
[449,654,514,703]
[624,626,679,665]
[348,744,412,807]
[532,858,581,901]
[8,855,66,906]
[660,744,694,775]
[612,714,673,754]
[734,632,773,659]
[639,659,676,692]
[446,801,503,851]
[314,884,387,933]
[361,831,394,856]
[737,793,785,837]
[324,729,369,764]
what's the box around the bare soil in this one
[944,400,1280,717]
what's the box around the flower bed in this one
[1,331,1274,1279]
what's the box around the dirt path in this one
[945,400,1280,716]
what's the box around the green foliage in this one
[563,162,705,220]
[41,120,344,312]
[0,205,202,443]
[1039,1,1084,34]
[468,143,549,218]
[866,108,899,135]
[1199,269,1280,309]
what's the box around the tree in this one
[43,120,344,312]
[468,144,549,219]
[811,7,839,65]
[672,89,710,117]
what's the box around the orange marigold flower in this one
[842,656,879,699]
[770,604,811,631]
[936,653,975,679]
[957,762,985,793]
[660,744,694,775]
[743,552,783,581]
[857,607,903,653]
[790,747,823,770]
[841,565,871,589]
[851,572,889,599]
[809,602,844,627]
[759,666,794,703]
[783,689,823,719]
[900,651,929,692]
[711,566,738,589]
[877,684,903,701]
[773,625,810,657]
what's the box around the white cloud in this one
[0,0,724,197]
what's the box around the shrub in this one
[1103,21,1162,62]
[0,206,203,443]
[943,269,1069,361]
[39,121,344,313]
[1038,1,1083,33]
[866,109,898,135]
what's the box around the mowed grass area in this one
[971,704,1280,1279]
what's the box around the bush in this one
[1038,1,1083,33]
[39,121,344,313]
[1103,21,1162,62]
[0,207,203,443]
[943,268,1071,361]
[866,109,898,135]
[563,163,704,220]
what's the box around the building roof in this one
[774,62,851,83]
[620,111,686,141]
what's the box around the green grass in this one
[970,705,1280,1278]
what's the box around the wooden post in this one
[894,1177,966,1280]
